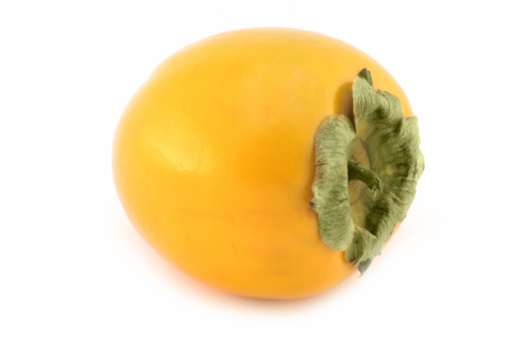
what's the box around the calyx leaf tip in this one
[358,68,373,86]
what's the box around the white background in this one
[1,1,505,337]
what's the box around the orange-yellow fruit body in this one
[113,28,411,299]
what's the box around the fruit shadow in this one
[334,81,354,122]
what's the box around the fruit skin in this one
[113,27,412,299]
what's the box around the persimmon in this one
[112,28,424,299]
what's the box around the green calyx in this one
[311,69,424,273]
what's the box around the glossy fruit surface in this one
[112,27,412,299]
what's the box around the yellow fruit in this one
[113,27,413,299]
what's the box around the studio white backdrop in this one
[1,1,504,337]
